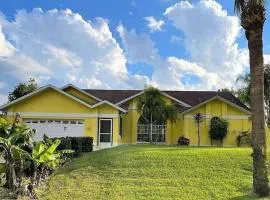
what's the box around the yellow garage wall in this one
[84,118,98,144]
[3,88,122,147]
[63,87,98,105]
[7,88,92,113]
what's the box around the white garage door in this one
[24,119,84,141]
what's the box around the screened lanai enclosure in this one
[137,116,166,143]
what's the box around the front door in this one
[99,119,112,146]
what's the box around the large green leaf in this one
[46,139,61,154]
[32,139,61,168]
[32,142,45,159]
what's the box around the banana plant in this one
[0,117,34,191]
[31,139,73,185]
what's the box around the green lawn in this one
[37,145,270,200]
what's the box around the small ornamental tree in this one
[193,113,205,147]
[209,117,229,146]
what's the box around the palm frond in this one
[234,0,266,13]
[234,0,245,13]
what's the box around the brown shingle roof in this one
[83,89,250,113]
[83,89,141,104]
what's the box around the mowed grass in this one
[37,145,270,200]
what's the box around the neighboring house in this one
[0,84,267,147]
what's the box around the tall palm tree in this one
[235,0,270,196]
[137,87,177,143]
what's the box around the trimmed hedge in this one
[55,137,93,156]
[236,132,251,147]
[178,136,190,146]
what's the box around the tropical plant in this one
[8,78,38,102]
[235,65,270,126]
[193,113,205,147]
[31,139,61,186]
[137,87,177,143]
[234,0,270,196]
[0,115,34,191]
[209,117,228,146]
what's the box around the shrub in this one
[236,131,251,147]
[55,137,93,156]
[209,117,229,146]
[178,136,190,146]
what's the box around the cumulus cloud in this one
[117,24,217,90]
[117,0,249,90]
[144,16,165,32]
[0,8,149,101]
[164,0,249,89]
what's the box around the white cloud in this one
[0,93,8,105]
[117,24,158,64]
[144,16,165,32]
[265,55,270,65]
[117,24,215,90]
[0,8,149,101]
[117,0,250,90]
[164,0,248,89]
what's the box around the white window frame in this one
[99,118,113,146]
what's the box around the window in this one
[70,121,76,124]
[99,119,112,143]
[48,120,53,124]
[32,120,38,123]
[78,121,84,124]
[100,120,111,133]
[40,120,45,123]
[55,120,61,124]
[63,121,69,124]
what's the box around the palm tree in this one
[234,0,270,196]
[193,113,205,147]
[137,87,177,143]
[236,64,270,126]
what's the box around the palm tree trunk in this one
[249,26,270,196]
[198,126,200,147]
[150,113,153,143]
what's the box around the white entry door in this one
[99,119,112,146]
[24,119,84,140]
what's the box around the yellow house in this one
[0,84,262,148]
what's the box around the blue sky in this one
[0,0,270,104]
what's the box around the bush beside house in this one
[55,136,93,156]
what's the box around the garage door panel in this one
[24,119,84,140]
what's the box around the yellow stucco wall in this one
[120,97,256,147]
[63,87,98,105]
[3,88,121,147]
[181,99,252,146]
[3,86,267,147]
[7,88,92,113]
